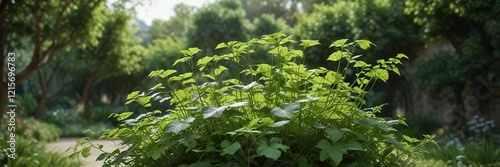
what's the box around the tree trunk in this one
[35,96,48,119]
[82,75,95,121]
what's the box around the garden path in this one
[46,138,123,167]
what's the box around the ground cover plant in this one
[70,32,434,166]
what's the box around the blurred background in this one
[1,0,499,166]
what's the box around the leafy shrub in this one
[70,32,434,166]
[0,136,81,167]
[15,117,62,142]
[45,108,82,127]
[0,120,79,167]
[424,115,500,166]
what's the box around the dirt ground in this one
[46,138,123,167]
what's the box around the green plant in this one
[0,122,80,167]
[70,32,434,166]
[45,108,82,127]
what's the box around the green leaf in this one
[330,39,348,48]
[353,61,368,68]
[271,102,300,119]
[256,138,289,160]
[366,69,389,82]
[327,51,342,61]
[247,118,261,128]
[214,65,228,76]
[300,40,321,48]
[165,117,195,134]
[215,43,227,50]
[355,40,372,50]
[386,137,404,150]
[137,96,151,107]
[345,140,364,151]
[197,57,213,67]
[325,127,344,143]
[114,112,134,121]
[173,57,191,66]
[315,139,347,165]
[221,140,241,155]
[126,91,140,101]
[269,120,290,127]
[396,53,409,59]
[201,105,229,119]
[159,70,177,79]
[81,147,91,158]
[226,102,249,108]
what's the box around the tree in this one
[74,10,144,120]
[185,0,250,53]
[0,0,107,114]
[148,3,196,42]
[241,0,300,25]
[406,0,500,127]
[294,0,424,115]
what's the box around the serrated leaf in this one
[355,40,372,50]
[202,106,229,118]
[247,118,261,128]
[330,39,348,48]
[327,51,342,61]
[165,117,195,134]
[115,112,134,121]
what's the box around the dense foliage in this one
[70,32,433,167]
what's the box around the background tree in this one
[294,0,424,115]
[0,0,107,114]
[185,0,250,53]
[406,0,500,127]
[74,10,144,120]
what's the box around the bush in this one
[0,117,79,167]
[15,117,62,142]
[70,32,434,166]
[45,108,82,127]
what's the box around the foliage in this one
[0,116,79,167]
[45,108,82,127]
[148,3,195,41]
[185,0,250,53]
[395,114,440,139]
[70,32,433,166]
[423,115,500,167]
[251,14,291,37]
[406,0,500,89]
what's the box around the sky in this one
[135,0,214,26]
